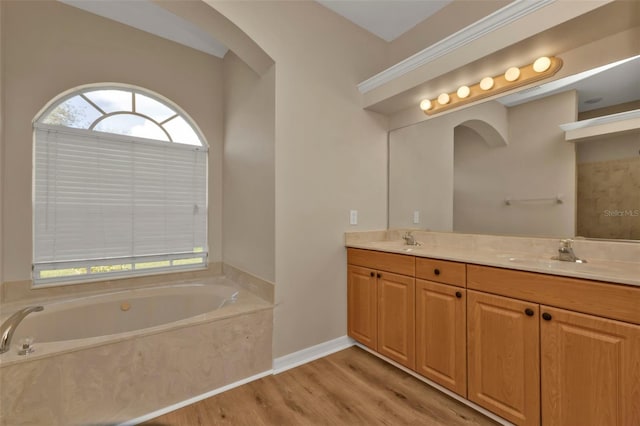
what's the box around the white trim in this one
[354,343,515,426]
[559,109,640,131]
[118,339,512,425]
[118,369,273,426]
[34,123,207,152]
[357,0,555,94]
[273,335,356,374]
[33,82,210,148]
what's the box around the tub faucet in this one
[402,231,419,246]
[0,305,43,354]
[555,239,586,263]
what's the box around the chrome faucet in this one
[402,231,420,246]
[555,239,587,263]
[0,306,43,354]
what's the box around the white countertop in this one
[347,239,640,287]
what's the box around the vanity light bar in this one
[420,56,563,115]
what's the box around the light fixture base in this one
[423,56,563,116]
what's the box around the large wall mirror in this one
[389,55,640,241]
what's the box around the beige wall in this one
[390,92,576,238]
[222,51,275,282]
[389,14,639,130]
[576,132,640,164]
[389,100,508,230]
[387,0,510,65]
[454,91,577,236]
[0,1,5,283]
[1,1,223,283]
[389,118,454,231]
[208,0,389,358]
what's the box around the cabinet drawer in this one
[467,264,640,325]
[416,257,466,287]
[347,248,414,276]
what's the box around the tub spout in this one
[0,305,44,354]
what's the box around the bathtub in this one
[11,283,239,344]
[0,277,273,426]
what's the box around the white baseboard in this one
[122,338,510,425]
[355,343,515,426]
[273,335,356,374]
[119,369,273,426]
[122,336,355,424]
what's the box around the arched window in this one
[33,86,208,285]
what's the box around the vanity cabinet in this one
[468,264,640,426]
[415,256,467,396]
[377,271,415,369]
[415,279,466,397]
[467,290,540,426]
[346,247,640,426]
[347,249,415,369]
[347,265,378,350]
[540,306,640,426]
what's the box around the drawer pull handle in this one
[542,312,552,321]
[370,272,375,277]
[377,273,381,279]
[434,268,441,276]
[525,308,534,317]
[455,291,462,298]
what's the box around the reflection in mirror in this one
[575,118,640,240]
[389,55,640,241]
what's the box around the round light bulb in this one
[479,77,494,91]
[533,56,552,73]
[437,93,450,105]
[419,99,432,111]
[456,86,470,99]
[505,67,521,82]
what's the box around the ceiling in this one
[315,0,453,42]
[499,55,640,113]
[59,0,228,58]
[60,0,638,115]
[59,0,453,55]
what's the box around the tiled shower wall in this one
[577,157,640,240]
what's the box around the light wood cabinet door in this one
[378,271,415,369]
[347,265,377,350]
[416,280,467,397]
[541,306,640,426]
[467,291,540,426]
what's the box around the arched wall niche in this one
[455,119,508,147]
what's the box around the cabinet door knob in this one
[434,268,440,276]
[455,291,462,298]
[524,308,534,317]
[542,312,552,321]
[370,271,375,277]
[377,273,381,279]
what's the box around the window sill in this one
[2,263,222,305]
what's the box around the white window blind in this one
[33,124,208,285]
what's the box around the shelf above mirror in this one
[560,109,640,142]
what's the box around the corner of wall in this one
[0,0,5,286]
[221,48,276,284]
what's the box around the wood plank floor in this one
[144,346,498,426]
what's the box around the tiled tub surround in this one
[577,157,640,240]
[0,277,273,426]
[346,230,640,286]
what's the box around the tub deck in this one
[0,276,273,426]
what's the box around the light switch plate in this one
[350,210,358,225]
